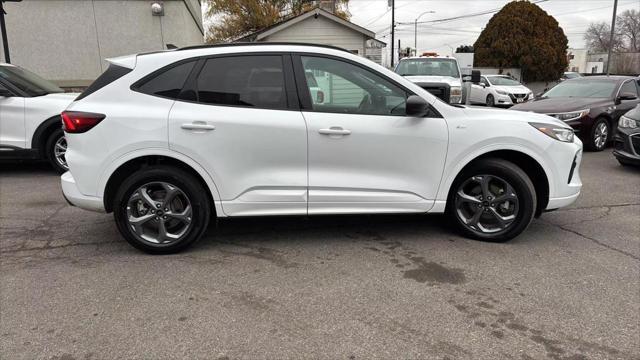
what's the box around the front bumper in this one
[612,128,640,165]
[61,171,106,212]
[545,141,583,211]
[494,93,531,106]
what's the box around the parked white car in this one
[469,75,533,107]
[0,63,77,172]
[60,43,583,254]
[395,55,463,104]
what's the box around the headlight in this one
[527,92,534,100]
[618,115,638,128]
[495,89,508,95]
[450,86,462,103]
[550,109,589,122]
[530,122,575,142]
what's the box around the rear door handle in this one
[318,127,351,136]
[181,122,215,131]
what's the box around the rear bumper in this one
[60,171,106,212]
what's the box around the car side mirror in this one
[406,95,429,117]
[617,92,638,103]
[471,70,481,84]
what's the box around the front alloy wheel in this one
[590,120,609,151]
[447,158,536,242]
[455,175,519,234]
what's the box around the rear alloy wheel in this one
[113,166,210,254]
[46,128,69,173]
[448,158,536,242]
[486,94,495,107]
[587,118,609,151]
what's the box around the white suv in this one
[60,43,583,254]
[0,64,77,172]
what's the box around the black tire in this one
[113,166,211,254]
[486,94,495,107]
[446,158,537,242]
[586,118,610,152]
[45,128,68,174]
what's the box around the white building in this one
[0,0,204,88]
[236,8,386,65]
[567,48,589,73]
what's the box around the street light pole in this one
[414,10,435,56]
[605,0,618,75]
[0,0,22,64]
[0,2,10,63]
[390,0,395,68]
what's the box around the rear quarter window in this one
[133,61,196,99]
[76,64,132,101]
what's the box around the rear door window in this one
[195,55,287,110]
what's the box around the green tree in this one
[473,1,568,82]
[455,45,474,53]
[205,0,350,43]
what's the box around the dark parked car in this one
[512,76,640,151]
[613,104,640,167]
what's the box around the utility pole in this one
[0,0,21,64]
[390,0,395,68]
[414,10,435,56]
[605,0,618,75]
[0,1,10,63]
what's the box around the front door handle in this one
[181,121,215,131]
[318,127,351,136]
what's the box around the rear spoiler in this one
[106,48,177,70]
[106,54,137,69]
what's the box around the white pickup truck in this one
[394,55,463,104]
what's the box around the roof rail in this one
[178,42,351,53]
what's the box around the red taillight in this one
[61,111,105,133]
[317,90,324,103]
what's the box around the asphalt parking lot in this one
[1,151,638,359]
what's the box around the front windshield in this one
[487,76,520,86]
[543,80,617,98]
[0,65,63,96]
[396,58,460,78]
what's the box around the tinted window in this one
[619,80,638,97]
[77,64,131,101]
[0,65,62,96]
[136,61,195,99]
[196,56,287,109]
[301,56,407,116]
